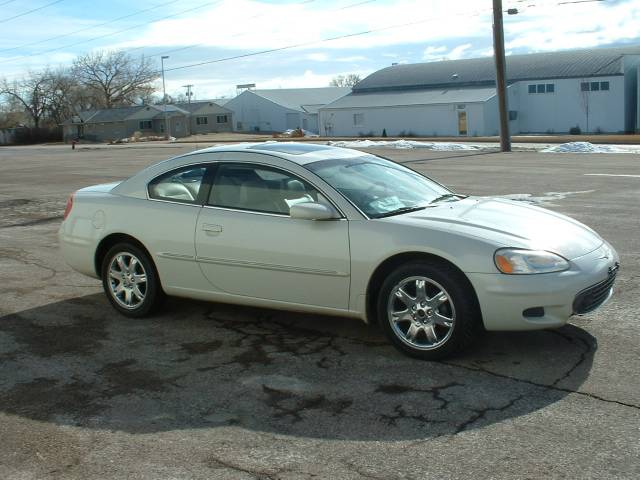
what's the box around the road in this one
[0,143,638,479]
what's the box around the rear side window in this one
[208,164,327,215]
[148,166,207,204]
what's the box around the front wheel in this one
[101,242,164,317]
[377,261,482,360]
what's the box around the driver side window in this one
[148,166,206,204]
[208,164,327,215]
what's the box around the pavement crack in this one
[375,382,462,411]
[0,246,59,280]
[546,330,594,387]
[455,394,525,434]
[440,361,640,411]
[0,216,62,229]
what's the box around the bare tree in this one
[72,50,159,109]
[329,74,361,88]
[0,72,50,128]
[42,68,80,125]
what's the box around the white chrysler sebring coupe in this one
[60,143,619,359]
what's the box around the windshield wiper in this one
[372,205,429,219]
[429,193,466,204]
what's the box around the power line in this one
[139,0,373,61]
[0,0,19,7]
[126,0,320,58]
[0,0,182,55]
[0,0,224,65]
[0,0,66,24]
[162,8,492,74]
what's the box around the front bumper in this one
[467,242,619,331]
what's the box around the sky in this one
[0,0,638,100]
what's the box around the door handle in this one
[202,223,223,234]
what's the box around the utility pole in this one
[492,0,511,152]
[182,84,194,105]
[161,55,171,140]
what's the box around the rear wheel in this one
[377,261,481,360]
[101,243,163,317]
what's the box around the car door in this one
[144,164,211,292]
[194,162,351,309]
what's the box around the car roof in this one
[181,142,366,165]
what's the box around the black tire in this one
[101,242,164,318]
[377,261,482,360]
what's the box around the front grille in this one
[573,267,618,314]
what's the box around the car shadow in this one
[0,294,596,440]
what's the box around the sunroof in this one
[247,143,335,155]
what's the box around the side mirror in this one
[290,202,339,220]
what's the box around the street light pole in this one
[492,0,511,152]
[161,55,171,140]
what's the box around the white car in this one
[59,143,619,359]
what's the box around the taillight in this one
[63,193,75,220]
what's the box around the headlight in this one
[494,248,569,274]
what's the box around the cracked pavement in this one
[0,144,639,479]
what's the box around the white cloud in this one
[336,55,367,62]
[423,45,447,60]
[306,53,330,62]
[112,0,492,52]
[447,43,473,60]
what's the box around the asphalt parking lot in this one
[0,143,639,479]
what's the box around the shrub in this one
[382,128,387,137]
[398,130,417,138]
[13,127,62,145]
[569,125,582,135]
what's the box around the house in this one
[319,45,640,137]
[174,100,233,135]
[61,101,233,142]
[223,87,350,133]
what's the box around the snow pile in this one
[541,142,629,153]
[328,140,479,151]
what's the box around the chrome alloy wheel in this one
[387,276,456,350]
[107,252,147,310]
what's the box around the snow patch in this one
[328,140,480,151]
[541,142,630,153]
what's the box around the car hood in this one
[393,197,603,259]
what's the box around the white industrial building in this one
[320,46,640,137]
[224,87,350,133]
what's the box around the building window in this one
[600,81,609,91]
[590,81,600,91]
[196,116,208,125]
[216,115,228,124]
[139,120,152,129]
[353,113,364,126]
[581,82,590,91]
[528,83,554,94]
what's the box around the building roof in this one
[354,45,640,93]
[246,87,351,112]
[85,106,144,123]
[322,87,498,110]
[174,100,232,113]
[211,97,231,106]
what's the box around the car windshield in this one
[305,155,457,218]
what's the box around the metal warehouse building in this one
[319,46,640,137]
[224,87,350,134]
